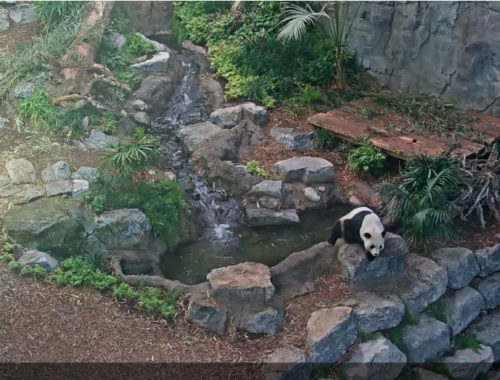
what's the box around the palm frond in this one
[277,4,325,43]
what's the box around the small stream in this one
[150,39,351,285]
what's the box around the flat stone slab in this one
[45,180,72,197]
[5,158,36,184]
[18,250,59,271]
[345,334,406,380]
[441,286,485,336]
[272,157,334,183]
[476,272,500,310]
[397,254,448,315]
[247,180,284,199]
[400,314,451,363]
[71,167,98,182]
[338,232,408,282]
[431,247,480,289]
[442,346,493,380]
[41,161,71,183]
[179,121,222,153]
[306,306,356,364]
[131,51,170,75]
[207,262,275,308]
[475,244,500,277]
[271,242,338,298]
[465,308,500,362]
[245,208,299,227]
[343,291,405,333]
[11,184,45,205]
[270,127,315,152]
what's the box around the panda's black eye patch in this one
[370,245,375,249]
[364,233,371,239]
[382,230,387,237]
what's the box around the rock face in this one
[179,121,223,153]
[8,3,37,24]
[465,308,500,362]
[441,286,485,336]
[442,346,494,380]
[338,233,408,282]
[348,2,500,117]
[18,250,59,271]
[45,180,72,197]
[343,291,405,333]
[71,167,98,182]
[271,242,338,298]
[120,1,173,36]
[397,254,448,315]
[475,244,500,277]
[430,247,480,290]
[133,75,176,118]
[241,103,268,127]
[131,51,170,75]
[476,272,500,310]
[5,158,36,184]
[207,262,284,334]
[245,208,300,227]
[306,306,357,364]
[186,294,227,335]
[273,157,334,183]
[400,314,451,363]
[270,127,315,152]
[4,198,95,257]
[345,335,406,380]
[41,161,71,183]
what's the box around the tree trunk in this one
[60,1,114,94]
[335,45,347,91]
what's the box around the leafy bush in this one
[314,129,338,151]
[1,252,14,263]
[112,282,140,301]
[138,287,182,319]
[8,261,23,273]
[112,67,142,89]
[347,140,386,174]
[246,160,267,178]
[53,256,117,289]
[20,264,46,279]
[378,153,466,244]
[95,111,117,135]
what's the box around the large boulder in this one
[270,127,315,152]
[345,334,406,380]
[442,346,494,379]
[186,293,227,335]
[8,4,37,24]
[245,208,300,227]
[133,75,177,118]
[241,102,268,127]
[430,247,480,289]
[45,180,72,197]
[209,105,243,129]
[271,242,338,298]
[5,158,36,184]
[131,51,170,75]
[465,308,500,362]
[71,167,98,182]
[441,286,485,336]
[237,307,284,335]
[306,306,357,364]
[397,254,448,315]
[338,232,408,282]
[476,272,500,310]
[41,161,71,183]
[84,130,118,151]
[120,1,173,36]
[399,314,451,363]
[273,157,334,183]
[343,291,405,333]
[262,345,311,380]
[475,244,500,277]
[179,121,223,153]
[283,182,344,212]
[4,198,95,257]
[246,180,285,210]
[18,250,59,271]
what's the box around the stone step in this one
[439,286,485,336]
[272,157,334,184]
[430,247,480,290]
[338,233,407,282]
[245,208,300,227]
[465,308,500,362]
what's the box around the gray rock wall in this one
[348,2,500,116]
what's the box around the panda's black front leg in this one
[328,221,342,245]
[365,252,376,261]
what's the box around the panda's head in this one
[360,213,386,257]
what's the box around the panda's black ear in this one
[364,232,371,239]
[382,230,387,237]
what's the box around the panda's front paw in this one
[365,252,375,261]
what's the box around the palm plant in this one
[277,2,360,90]
[377,154,466,245]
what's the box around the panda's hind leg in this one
[328,222,342,245]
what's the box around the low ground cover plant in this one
[347,140,386,174]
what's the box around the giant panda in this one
[328,207,386,261]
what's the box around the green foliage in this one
[1,252,14,263]
[33,2,89,31]
[402,309,420,326]
[378,153,466,245]
[314,129,338,151]
[95,111,117,135]
[112,282,140,301]
[426,299,447,322]
[100,129,166,179]
[20,264,46,279]
[357,330,377,343]
[358,108,379,121]
[91,195,106,213]
[454,334,483,353]
[3,241,15,255]
[53,256,117,289]
[347,140,387,174]
[112,67,142,89]
[371,92,481,141]
[173,2,358,107]
[246,160,267,178]
[138,287,182,319]
[387,325,407,354]
[396,368,421,380]
[8,261,23,273]
[289,84,329,110]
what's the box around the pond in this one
[160,204,352,284]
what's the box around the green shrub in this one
[95,111,117,135]
[454,334,483,353]
[291,84,329,109]
[246,160,267,178]
[378,153,466,245]
[138,287,182,319]
[347,140,386,174]
[91,195,106,213]
[8,261,23,273]
[112,282,140,301]
[1,252,14,263]
[314,129,338,151]
[113,67,142,89]
[20,264,46,279]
